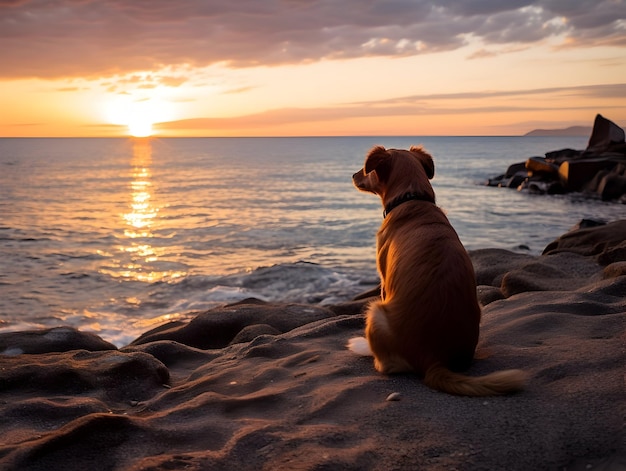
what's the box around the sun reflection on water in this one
[110,138,186,283]
[124,141,157,239]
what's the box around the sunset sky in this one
[1,0,625,137]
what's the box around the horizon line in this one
[0,133,591,139]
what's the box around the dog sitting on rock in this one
[348,145,526,396]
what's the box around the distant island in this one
[524,126,592,137]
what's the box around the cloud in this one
[351,83,626,105]
[158,76,188,87]
[97,71,188,93]
[156,83,626,131]
[5,122,42,127]
[222,86,257,95]
[0,0,624,79]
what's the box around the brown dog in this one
[348,145,526,396]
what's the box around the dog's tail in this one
[347,336,526,396]
[424,364,526,397]
[347,336,373,356]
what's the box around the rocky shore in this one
[486,114,626,202]
[1,221,625,470]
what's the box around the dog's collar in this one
[383,192,433,218]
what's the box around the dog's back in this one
[376,201,481,374]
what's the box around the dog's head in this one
[353,145,435,206]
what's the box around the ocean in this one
[1,136,623,347]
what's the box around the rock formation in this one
[486,114,626,202]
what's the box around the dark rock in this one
[526,180,547,194]
[572,219,607,230]
[587,114,625,152]
[525,179,565,195]
[484,162,531,189]
[486,115,626,201]
[546,181,566,194]
[603,261,626,279]
[558,158,615,191]
[476,285,504,305]
[230,324,282,345]
[526,156,559,176]
[543,220,626,264]
[545,148,584,163]
[608,142,626,154]
[326,299,371,316]
[507,172,528,188]
[130,299,340,349]
[485,173,505,187]
[485,172,528,189]
[505,161,527,177]
[0,350,169,404]
[500,253,601,297]
[468,249,535,287]
[598,245,626,265]
[0,327,117,355]
[597,169,626,201]
[121,340,217,370]
[583,168,610,194]
[3,413,143,471]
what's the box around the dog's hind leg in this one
[365,301,413,374]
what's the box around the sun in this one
[104,93,167,138]
[128,119,153,138]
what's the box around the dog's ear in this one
[410,145,435,180]
[364,146,391,177]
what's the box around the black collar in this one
[383,192,433,218]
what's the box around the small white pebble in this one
[386,392,401,401]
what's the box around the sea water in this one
[1,136,623,346]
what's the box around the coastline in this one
[0,220,624,470]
